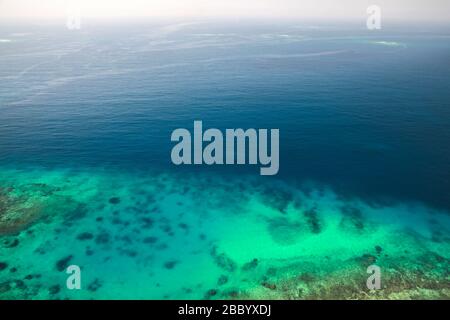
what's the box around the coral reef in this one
[0,170,448,300]
[231,252,450,300]
[0,188,43,235]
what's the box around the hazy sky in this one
[1,0,449,22]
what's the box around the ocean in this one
[0,20,449,299]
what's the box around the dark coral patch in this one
[109,197,121,205]
[357,254,377,267]
[77,232,94,240]
[160,224,172,234]
[0,281,11,294]
[87,279,102,292]
[303,207,322,234]
[242,258,259,271]
[143,236,158,244]
[298,272,315,283]
[66,203,88,222]
[204,289,218,299]
[12,279,26,289]
[95,232,110,244]
[49,284,60,295]
[178,223,189,231]
[2,238,19,248]
[0,262,8,271]
[55,255,73,272]
[262,188,293,213]
[210,247,237,272]
[141,217,154,228]
[261,282,277,290]
[217,275,228,286]
[164,261,178,269]
[340,206,365,231]
[117,248,137,257]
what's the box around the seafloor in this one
[0,166,449,299]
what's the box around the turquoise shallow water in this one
[0,21,449,299]
[0,166,449,299]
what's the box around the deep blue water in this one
[1,21,450,209]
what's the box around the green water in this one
[1,166,448,299]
